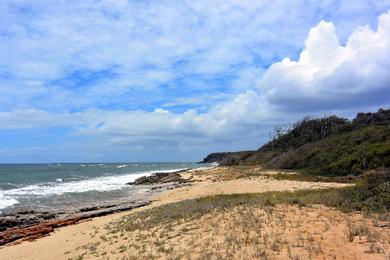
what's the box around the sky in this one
[1,0,390,163]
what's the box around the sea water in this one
[0,162,208,214]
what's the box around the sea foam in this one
[0,193,19,213]
[0,168,188,210]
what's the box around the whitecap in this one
[0,193,19,213]
[116,165,128,168]
[2,168,189,197]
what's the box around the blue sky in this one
[1,0,390,163]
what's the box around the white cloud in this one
[2,0,389,111]
[1,3,390,161]
[1,10,390,152]
[259,10,390,110]
[0,90,272,148]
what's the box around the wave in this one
[0,168,188,211]
[116,165,128,168]
[0,194,19,213]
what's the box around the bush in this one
[227,109,390,176]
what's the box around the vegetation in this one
[262,115,350,152]
[210,108,390,176]
[108,170,389,234]
[259,125,390,175]
[201,151,254,164]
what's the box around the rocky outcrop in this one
[0,211,57,232]
[127,170,189,185]
[0,200,150,246]
[0,217,82,245]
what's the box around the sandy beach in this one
[0,166,388,259]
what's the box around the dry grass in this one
[66,202,389,259]
[62,171,389,259]
[188,165,357,184]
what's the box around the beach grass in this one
[106,172,389,235]
[92,175,389,259]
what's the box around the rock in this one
[0,200,150,246]
[0,212,58,232]
[127,170,190,185]
[0,217,81,245]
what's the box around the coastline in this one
[0,165,358,259]
[0,167,197,246]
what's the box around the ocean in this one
[0,162,209,214]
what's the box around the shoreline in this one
[0,168,199,246]
[0,164,200,216]
[0,166,352,252]
[1,166,388,259]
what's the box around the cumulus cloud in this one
[260,10,390,111]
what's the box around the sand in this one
[0,166,388,260]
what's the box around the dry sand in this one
[0,166,388,260]
[98,204,389,259]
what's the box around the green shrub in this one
[233,109,390,176]
[254,125,390,176]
